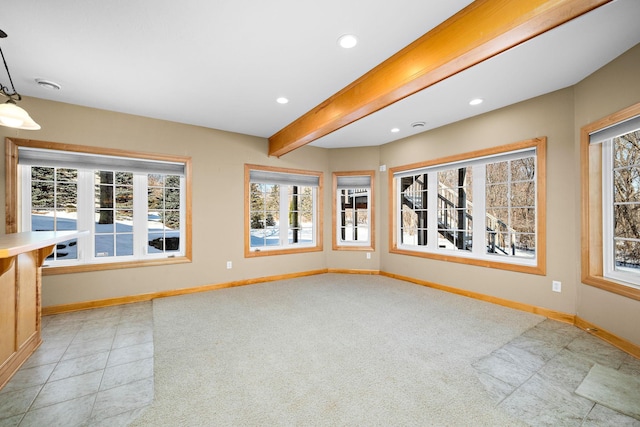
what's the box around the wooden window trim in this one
[244,164,323,258]
[388,137,546,275]
[581,102,640,301]
[5,138,193,274]
[332,170,375,252]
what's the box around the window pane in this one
[486,184,508,207]
[613,131,640,169]
[165,175,180,188]
[338,186,371,244]
[32,209,54,231]
[400,174,427,247]
[486,157,536,259]
[32,182,54,208]
[511,182,536,207]
[30,167,80,262]
[55,209,77,231]
[148,173,163,187]
[437,168,472,251]
[614,168,640,203]
[116,234,134,256]
[115,210,133,231]
[116,186,133,208]
[95,210,114,233]
[95,235,114,257]
[486,162,508,184]
[148,232,165,253]
[511,157,535,181]
[32,166,54,181]
[56,168,77,182]
[115,172,133,185]
[614,239,640,271]
[148,186,163,209]
[165,188,180,209]
[614,204,640,239]
[147,173,182,254]
[511,208,536,233]
[96,184,114,209]
[96,171,114,185]
[56,183,77,208]
[515,233,536,258]
[164,212,180,230]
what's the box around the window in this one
[390,138,546,275]
[6,138,192,273]
[333,171,374,250]
[245,164,322,256]
[582,102,640,300]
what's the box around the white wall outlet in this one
[552,280,561,292]
[366,252,371,259]
[226,261,232,269]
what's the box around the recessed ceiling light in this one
[469,98,483,106]
[338,34,358,49]
[276,97,289,104]
[35,78,61,90]
[391,128,400,133]
[411,121,426,128]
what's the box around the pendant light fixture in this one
[0,29,40,130]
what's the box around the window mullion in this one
[280,185,288,246]
[427,172,438,248]
[472,164,486,256]
[133,173,148,257]
[602,138,615,276]
[77,169,94,263]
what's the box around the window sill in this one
[42,256,192,275]
[582,274,640,301]
[390,246,545,275]
[333,245,374,252]
[246,246,322,257]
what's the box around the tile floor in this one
[1,302,639,426]
[0,302,154,427]
[474,319,640,426]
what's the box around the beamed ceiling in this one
[2,0,640,155]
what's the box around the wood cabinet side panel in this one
[0,260,16,363]
[16,253,37,347]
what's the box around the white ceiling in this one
[2,0,640,151]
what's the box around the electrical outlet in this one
[226,261,232,269]
[366,252,371,259]
[552,280,561,292]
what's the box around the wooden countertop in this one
[0,231,87,259]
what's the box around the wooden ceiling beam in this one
[268,0,610,157]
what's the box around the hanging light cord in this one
[0,47,20,101]
[0,29,21,101]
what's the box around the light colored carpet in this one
[576,363,640,420]
[132,274,544,426]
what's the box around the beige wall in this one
[377,43,640,346]
[379,88,578,313]
[1,43,639,347]
[0,100,331,306]
[326,147,381,270]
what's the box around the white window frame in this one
[21,167,186,267]
[333,171,374,251]
[245,164,323,257]
[390,138,546,275]
[582,103,640,300]
[599,123,640,289]
[5,138,192,274]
